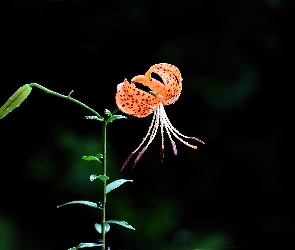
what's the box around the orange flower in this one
[116,63,204,170]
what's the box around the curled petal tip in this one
[120,152,134,171]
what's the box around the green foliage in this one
[84,108,127,124]
[106,179,133,194]
[57,200,101,209]
[0,84,32,119]
[0,82,140,248]
[82,154,103,163]
[104,108,128,123]
[103,109,112,116]
[68,243,102,250]
[90,174,109,181]
[85,116,104,121]
[106,220,135,230]
[105,114,128,123]
[94,223,110,233]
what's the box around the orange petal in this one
[115,79,160,118]
[145,63,182,105]
[148,63,182,84]
[131,75,167,98]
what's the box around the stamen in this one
[161,147,164,163]
[131,105,161,169]
[190,137,205,144]
[164,123,178,155]
[168,125,198,149]
[161,105,194,140]
[145,105,160,147]
[160,104,165,162]
[132,106,160,167]
[133,110,157,153]
[159,103,178,155]
[160,104,203,148]
[121,109,158,170]
[132,146,147,169]
[172,141,177,155]
[120,152,134,171]
[160,104,197,149]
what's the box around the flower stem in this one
[30,83,107,248]
[101,121,107,250]
[29,83,103,120]
[25,83,110,248]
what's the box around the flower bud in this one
[0,84,32,119]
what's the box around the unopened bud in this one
[0,84,32,119]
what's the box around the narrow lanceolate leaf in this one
[106,179,133,194]
[0,84,32,119]
[85,116,104,121]
[68,243,102,250]
[90,174,109,181]
[104,109,112,116]
[82,153,103,163]
[94,223,110,233]
[111,108,119,115]
[106,115,128,124]
[106,220,135,230]
[57,200,101,209]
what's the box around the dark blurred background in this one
[1,0,293,249]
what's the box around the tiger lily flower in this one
[116,63,204,170]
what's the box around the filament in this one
[132,110,157,153]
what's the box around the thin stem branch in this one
[102,121,107,250]
[29,83,103,120]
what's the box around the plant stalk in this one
[23,83,109,248]
[102,121,107,250]
[29,83,103,120]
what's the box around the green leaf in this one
[85,116,104,121]
[106,220,135,230]
[68,243,102,250]
[111,108,119,115]
[57,200,101,209]
[0,84,32,119]
[106,179,133,194]
[96,153,103,158]
[104,109,112,116]
[90,174,109,181]
[106,115,128,124]
[94,223,110,233]
[82,153,103,163]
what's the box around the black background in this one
[1,0,293,249]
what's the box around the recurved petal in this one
[115,79,159,118]
[131,75,167,97]
[147,63,182,84]
[157,70,182,105]
[145,63,182,105]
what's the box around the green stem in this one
[28,83,108,248]
[29,83,103,120]
[102,121,107,250]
